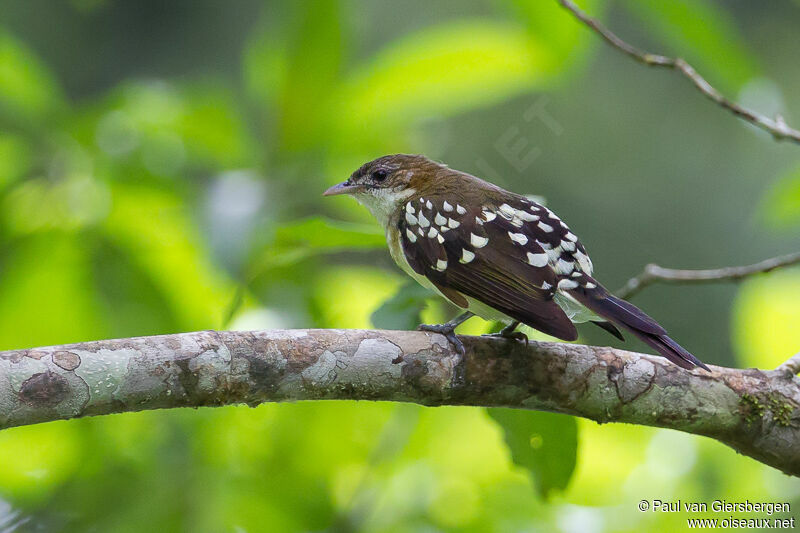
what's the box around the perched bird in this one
[324,154,708,371]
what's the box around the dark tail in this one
[570,279,709,371]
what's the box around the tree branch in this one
[557,0,800,144]
[617,252,800,299]
[778,352,800,378]
[1,329,799,476]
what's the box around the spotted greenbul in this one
[324,154,708,371]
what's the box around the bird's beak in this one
[323,181,360,196]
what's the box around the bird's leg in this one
[418,311,474,356]
[418,311,474,387]
[483,321,528,346]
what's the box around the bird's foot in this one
[418,322,465,356]
[482,322,528,347]
[482,331,529,346]
[418,323,466,386]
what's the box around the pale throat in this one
[353,187,416,229]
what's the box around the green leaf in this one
[244,1,344,151]
[334,19,551,143]
[278,0,343,150]
[371,282,431,330]
[273,216,385,250]
[243,23,288,112]
[487,408,578,498]
[759,165,800,229]
[0,29,66,123]
[622,0,758,89]
[247,217,386,286]
[102,182,240,330]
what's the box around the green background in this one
[0,0,799,531]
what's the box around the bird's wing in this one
[397,191,708,370]
[398,195,579,341]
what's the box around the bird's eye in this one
[372,169,388,182]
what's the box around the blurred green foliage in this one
[371,282,432,331]
[487,409,578,498]
[622,0,758,89]
[0,0,799,531]
[761,165,800,229]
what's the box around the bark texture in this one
[1,329,798,475]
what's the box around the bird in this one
[324,154,709,371]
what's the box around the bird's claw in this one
[418,322,467,387]
[482,329,529,347]
[417,323,465,356]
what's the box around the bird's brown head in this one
[323,154,449,225]
[323,154,442,198]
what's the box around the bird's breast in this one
[386,224,440,294]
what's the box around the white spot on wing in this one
[447,218,460,228]
[460,249,475,263]
[508,232,528,245]
[518,210,539,221]
[565,232,577,242]
[538,221,554,233]
[498,204,515,218]
[470,234,488,248]
[527,252,548,267]
[541,281,552,290]
[434,213,447,225]
[405,211,418,225]
[546,209,561,222]
[427,227,438,239]
[426,200,433,210]
[557,258,575,275]
[482,210,497,222]
[406,228,417,243]
[558,279,579,290]
[561,240,576,252]
[575,251,593,273]
[433,259,448,271]
[456,204,466,215]
[436,233,444,243]
[417,212,430,227]
[585,282,597,289]
[443,201,453,212]
[405,203,415,214]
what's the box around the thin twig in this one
[557,0,800,144]
[617,252,800,299]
